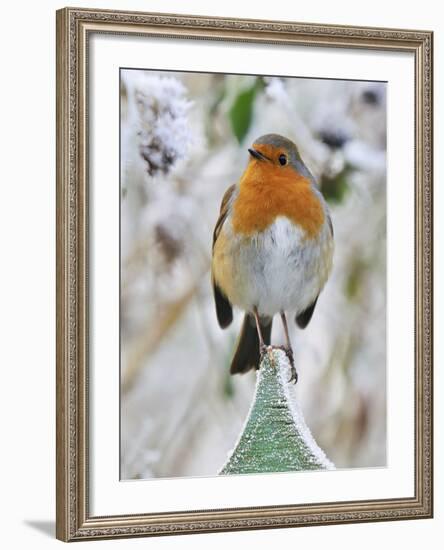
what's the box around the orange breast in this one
[232,162,325,238]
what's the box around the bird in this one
[211,133,334,382]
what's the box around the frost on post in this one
[220,349,334,475]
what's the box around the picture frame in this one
[56,6,433,542]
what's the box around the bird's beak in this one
[248,148,267,161]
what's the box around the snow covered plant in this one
[220,349,334,475]
[129,73,194,176]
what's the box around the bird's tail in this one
[230,314,272,374]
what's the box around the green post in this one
[220,348,334,475]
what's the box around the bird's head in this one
[246,133,314,184]
[235,133,325,238]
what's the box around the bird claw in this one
[259,345,298,383]
[259,344,270,360]
[287,365,298,385]
[278,346,298,384]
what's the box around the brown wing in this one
[212,184,236,250]
[327,212,334,237]
[212,184,236,328]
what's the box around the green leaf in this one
[229,80,259,143]
[345,259,368,300]
[320,166,351,204]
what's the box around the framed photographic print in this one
[56,7,433,542]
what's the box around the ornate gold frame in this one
[56,7,433,542]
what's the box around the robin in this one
[211,133,334,382]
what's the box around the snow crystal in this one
[125,72,194,177]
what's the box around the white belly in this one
[217,216,333,317]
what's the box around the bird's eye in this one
[278,154,288,166]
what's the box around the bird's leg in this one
[280,312,298,384]
[253,307,268,358]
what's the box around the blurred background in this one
[120,69,387,480]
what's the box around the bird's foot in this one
[259,343,271,361]
[277,346,298,384]
[288,365,298,385]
